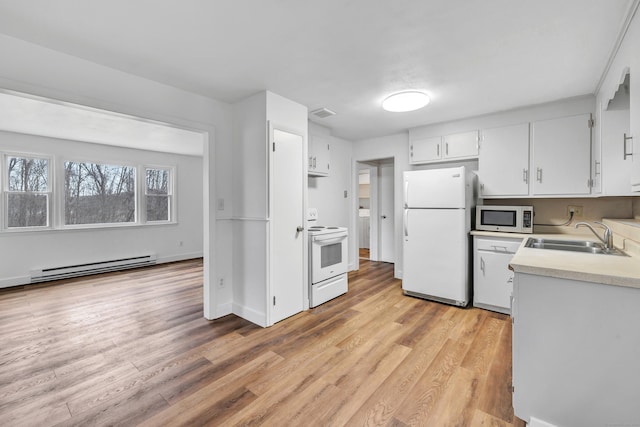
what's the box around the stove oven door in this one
[311,232,348,284]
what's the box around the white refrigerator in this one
[402,166,475,306]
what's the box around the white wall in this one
[0,34,233,319]
[0,131,203,286]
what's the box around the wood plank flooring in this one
[0,258,525,426]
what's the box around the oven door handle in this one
[313,235,347,245]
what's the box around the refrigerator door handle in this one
[404,180,409,208]
[404,209,409,237]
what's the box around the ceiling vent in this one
[310,107,336,119]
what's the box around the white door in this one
[270,127,305,324]
[403,208,468,304]
[379,162,395,263]
[404,167,466,209]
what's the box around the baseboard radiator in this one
[30,254,157,284]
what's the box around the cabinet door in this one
[308,135,330,176]
[531,114,592,195]
[602,102,633,195]
[410,136,441,163]
[475,250,514,312]
[478,123,530,197]
[443,130,479,159]
[631,69,640,190]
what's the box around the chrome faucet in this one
[575,221,614,250]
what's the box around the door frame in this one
[353,157,395,270]
[266,121,308,326]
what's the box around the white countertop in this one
[471,223,640,289]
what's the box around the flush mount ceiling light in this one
[382,90,430,112]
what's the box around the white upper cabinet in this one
[308,135,330,176]
[599,74,634,195]
[593,5,640,192]
[531,114,592,196]
[409,130,478,164]
[410,136,441,163]
[442,130,479,159]
[478,123,530,197]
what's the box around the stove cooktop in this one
[307,225,348,235]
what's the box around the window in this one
[145,167,172,222]
[64,161,136,225]
[5,155,50,228]
[0,151,176,231]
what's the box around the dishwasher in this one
[473,236,522,314]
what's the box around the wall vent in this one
[310,107,336,119]
[30,254,157,283]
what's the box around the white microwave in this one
[476,205,533,233]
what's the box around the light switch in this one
[344,190,348,198]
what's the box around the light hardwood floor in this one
[0,258,525,426]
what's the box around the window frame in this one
[61,157,138,229]
[141,165,176,224]
[2,152,53,231]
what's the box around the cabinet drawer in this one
[475,237,522,253]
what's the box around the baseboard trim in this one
[0,253,203,290]
[232,302,267,327]
[0,276,30,289]
[157,252,203,264]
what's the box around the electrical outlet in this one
[218,277,225,288]
[567,205,583,217]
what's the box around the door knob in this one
[296,226,304,232]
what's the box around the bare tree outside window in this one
[6,156,49,228]
[64,161,135,225]
[146,168,170,221]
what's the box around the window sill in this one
[1,221,178,235]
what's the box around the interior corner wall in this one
[0,34,234,318]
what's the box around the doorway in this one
[356,158,395,265]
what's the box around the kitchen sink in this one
[524,238,626,256]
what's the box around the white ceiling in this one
[0,0,634,142]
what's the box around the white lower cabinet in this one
[473,236,521,314]
[512,273,640,426]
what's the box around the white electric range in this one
[307,209,348,307]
